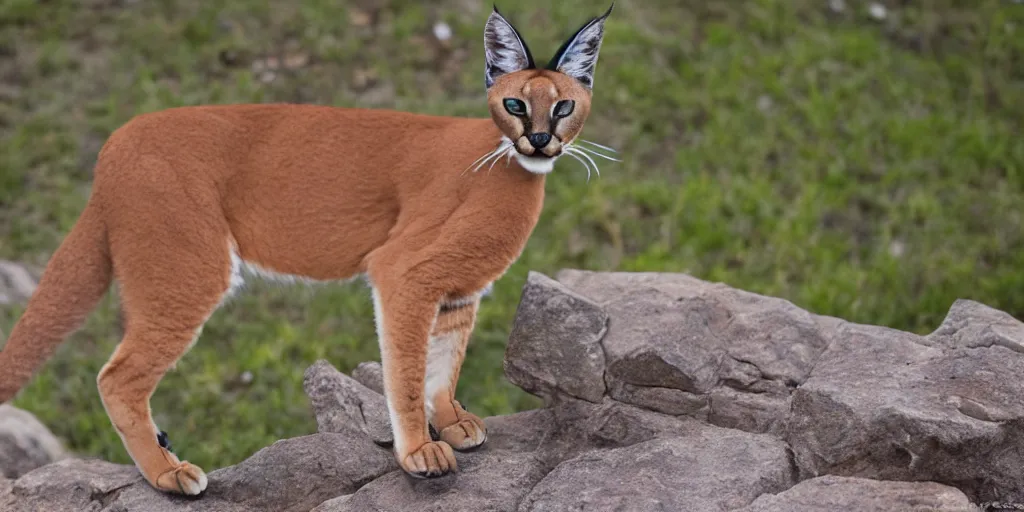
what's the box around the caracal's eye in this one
[553,99,575,118]
[503,98,527,116]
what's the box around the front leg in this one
[426,299,487,451]
[370,282,457,478]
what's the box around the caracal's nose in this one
[527,132,552,149]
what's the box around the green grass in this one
[2,0,1022,470]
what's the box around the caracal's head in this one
[483,5,613,176]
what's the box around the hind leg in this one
[98,325,214,494]
[98,244,232,494]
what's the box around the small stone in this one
[828,0,846,13]
[283,53,309,70]
[0,261,37,306]
[888,240,905,257]
[349,9,372,27]
[218,49,239,67]
[756,95,774,112]
[868,3,887,20]
[352,68,378,90]
[0,405,65,479]
[240,371,253,384]
[433,21,452,42]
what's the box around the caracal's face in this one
[483,6,611,175]
[487,70,592,173]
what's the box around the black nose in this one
[527,132,552,149]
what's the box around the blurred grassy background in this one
[1,0,1022,470]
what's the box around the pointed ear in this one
[484,6,536,89]
[546,4,613,89]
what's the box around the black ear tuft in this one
[546,4,613,89]
[484,8,537,88]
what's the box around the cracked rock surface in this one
[3,270,1016,510]
[0,404,65,479]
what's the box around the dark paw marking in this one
[157,430,173,452]
[429,423,440,441]
[407,468,450,480]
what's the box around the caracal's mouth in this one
[514,152,559,174]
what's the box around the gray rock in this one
[0,404,65,479]
[11,270,1024,510]
[505,272,609,403]
[606,380,707,417]
[927,299,1024,353]
[2,433,396,512]
[105,485,252,512]
[740,475,977,512]
[479,408,556,454]
[709,386,789,435]
[304,359,393,445]
[0,260,37,306]
[540,398,699,461]
[198,433,396,511]
[553,269,830,434]
[788,321,1024,503]
[519,428,794,512]
[315,451,548,512]
[351,361,384,394]
[310,408,564,512]
[0,458,140,512]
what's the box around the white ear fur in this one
[484,9,534,88]
[551,6,612,89]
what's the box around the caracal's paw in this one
[399,440,458,479]
[439,413,487,451]
[154,461,208,495]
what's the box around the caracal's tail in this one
[0,203,113,402]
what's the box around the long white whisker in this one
[473,144,510,174]
[580,139,618,153]
[565,149,592,182]
[575,145,622,162]
[567,147,601,179]
[462,149,496,176]
[475,151,502,174]
[465,144,504,175]
[487,145,513,175]
[470,150,496,174]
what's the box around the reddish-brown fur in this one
[0,6,610,494]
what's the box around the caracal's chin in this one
[514,153,558,175]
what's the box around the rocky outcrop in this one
[511,271,837,436]
[304,360,393,446]
[2,269,1020,510]
[787,318,1024,501]
[505,270,1022,507]
[739,475,975,511]
[0,404,65,479]
[1,432,398,512]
